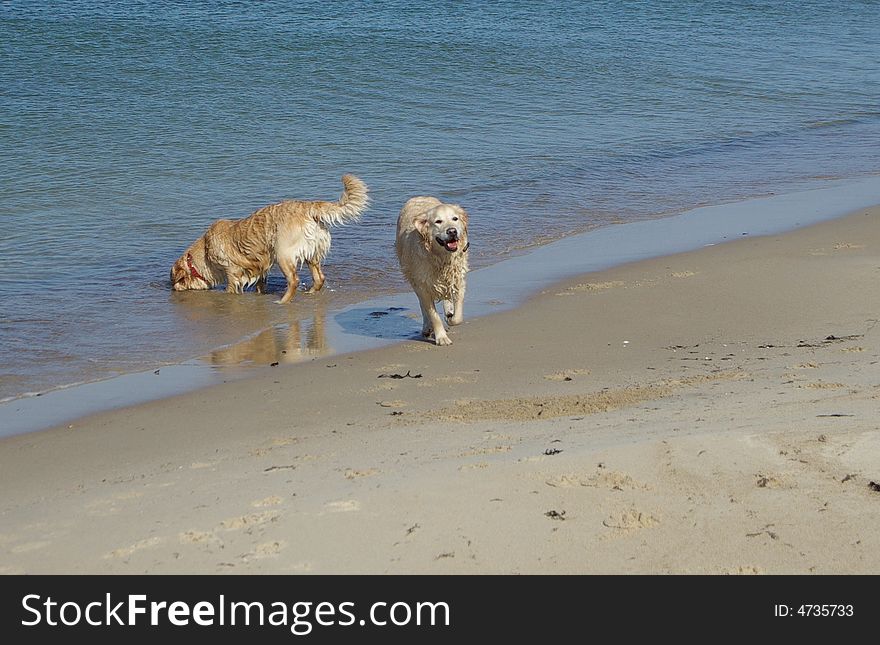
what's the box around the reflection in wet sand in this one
[169,282,333,368]
[209,299,329,366]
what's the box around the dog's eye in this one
[435,219,442,224]
[452,217,458,221]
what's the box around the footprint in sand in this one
[241,540,287,561]
[546,471,650,491]
[799,382,845,390]
[723,565,764,575]
[250,437,298,457]
[670,271,697,278]
[755,474,792,489]
[556,280,624,296]
[378,400,407,408]
[546,474,586,487]
[459,462,490,471]
[544,368,591,382]
[810,243,865,255]
[179,530,223,549]
[189,461,217,469]
[219,511,282,531]
[459,445,511,458]
[284,561,315,572]
[344,468,380,480]
[602,508,660,530]
[104,536,164,559]
[251,496,284,508]
[324,500,361,513]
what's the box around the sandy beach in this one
[1,206,879,574]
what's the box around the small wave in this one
[443,178,544,198]
[1,390,45,403]
[806,119,858,129]
[0,376,98,402]
[851,110,880,119]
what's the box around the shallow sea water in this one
[1,1,879,402]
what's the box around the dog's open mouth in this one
[436,237,459,252]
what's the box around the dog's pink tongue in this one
[447,240,459,251]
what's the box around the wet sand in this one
[5,176,880,437]
[1,206,879,574]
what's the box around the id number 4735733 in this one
[774,605,854,617]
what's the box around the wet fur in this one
[170,175,368,303]
[396,196,470,345]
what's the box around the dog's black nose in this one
[446,228,458,239]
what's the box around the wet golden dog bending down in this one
[396,196,470,345]
[170,174,369,303]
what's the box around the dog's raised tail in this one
[319,174,369,226]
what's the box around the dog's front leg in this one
[225,269,245,294]
[226,279,242,294]
[447,282,466,326]
[417,292,451,346]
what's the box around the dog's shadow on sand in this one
[334,307,424,341]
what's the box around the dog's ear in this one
[415,216,431,249]
[452,205,469,230]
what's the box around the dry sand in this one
[1,207,879,574]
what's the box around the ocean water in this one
[1,0,879,403]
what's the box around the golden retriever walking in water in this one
[170,175,368,303]
[396,196,470,345]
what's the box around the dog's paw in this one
[448,315,463,326]
[434,334,453,346]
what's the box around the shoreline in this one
[3,175,880,438]
[0,200,878,573]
